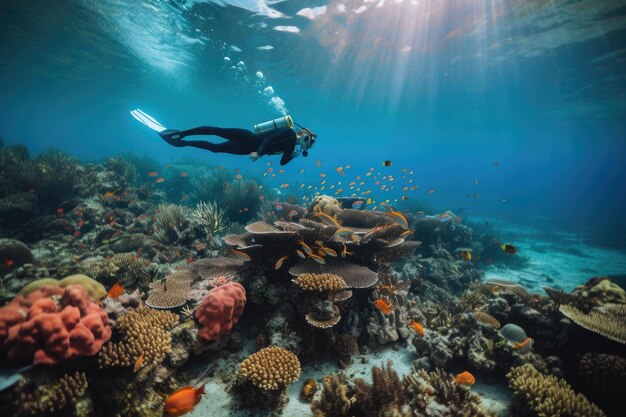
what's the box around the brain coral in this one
[195,282,246,342]
[239,346,301,390]
[0,285,111,365]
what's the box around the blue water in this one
[1,0,625,242]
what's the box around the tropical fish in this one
[455,371,475,386]
[427,189,436,195]
[107,283,125,299]
[514,337,533,352]
[309,254,326,264]
[155,178,166,183]
[361,226,383,245]
[229,249,251,261]
[147,171,158,177]
[179,172,188,177]
[100,192,117,202]
[373,298,393,315]
[501,244,517,254]
[459,250,472,261]
[316,242,337,257]
[133,352,144,373]
[494,161,500,167]
[313,210,341,227]
[409,320,425,336]
[382,160,392,167]
[287,209,298,219]
[298,239,313,256]
[340,243,354,258]
[334,227,353,237]
[316,248,327,257]
[163,384,205,417]
[401,196,409,200]
[315,160,322,167]
[234,174,243,180]
[296,249,306,259]
[387,210,409,229]
[279,183,289,189]
[278,169,285,174]
[474,179,480,185]
[336,167,345,176]
[399,230,413,238]
[274,255,289,270]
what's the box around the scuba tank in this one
[254,115,294,134]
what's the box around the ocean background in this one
[1,0,625,252]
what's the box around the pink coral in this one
[0,285,111,365]
[194,282,246,342]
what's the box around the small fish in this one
[147,171,158,177]
[340,243,354,258]
[427,189,436,195]
[163,384,205,417]
[137,214,148,222]
[296,249,306,259]
[336,167,345,176]
[455,371,475,386]
[309,253,326,264]
[107,283,125,299]
[401,196,409,200]
[234,174,243,180]
[474,179,480,185]
[155,178,165,183]
[273,204,283,212]
[279,183,289,189]
[459,250,472,261]
[74,230,81,238]
[409,320,425,336]
[5,259,14,267]
[179,172,188,177]
[320,173,326,178]
[133,352,144,373]
[399,230,413,238]
[334,227,353,237]
[373,298,393,315]
[287,209,298,220]
[316,248,327,257]
[315,160,322,168]
[320,246,337,257]
[229,249,251,261]
[501,244,517,254]
[313,210,341,227]
[298,239,313,256]
[299,168,305,174]
[387,209,409,229]
[278,169,285,174]
[274,255,289,270]
[439,214,453,223]
[494,161,500,167]
[514,337,533,352]
[382,160,392,167]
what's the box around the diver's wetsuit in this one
[160,126,297,166]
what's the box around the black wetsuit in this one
[160,126,297,166]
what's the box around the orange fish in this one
[409,320,425,336]
[514,337,533,351]
[179,172,188,177]
[107,283,125,299]
[229,249,251,261]
[133,352,144,373]
[147,171,158,177]
[74,230,81,238]
[155,177,166,183]
[274,255,289,270]
[309,254,326,264]
[164,384,205,417]
[373,299,393,315]
[455,371,475,386]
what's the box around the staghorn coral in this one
[559,303,626,344]
[146,270,193,309]
[192,201,227,236]
[507,364,606,417]
[16,371,88,416]
[352,360,409,417]
[239,346,301,390]
[579,353,626,395]
[0,285,111,365]
[293,273,347,292]
[404,367,496,417]
[152,203,191,244]
[98,306,178,369]
[311,373,356,417]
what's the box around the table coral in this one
[194,282,246,342]
[0,285,111,365]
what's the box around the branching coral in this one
[507,364,606,417]
[98,306,178,369]
[239,346,301,390]
[559,303,626,344]
[292,273,347,292]
[311,374,356,417]
[152,204,191,244]
[290,259,378,289]
[192,201,227,236]
[352,360,408,417]
[16,371,88,416]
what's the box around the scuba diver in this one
[130,109,317,166]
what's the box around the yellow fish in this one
[274,255,289,270]
[229,249,251,261]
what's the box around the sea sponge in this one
[292,273,347,292]
[194,282,246,342]
[559,303,626,344]
[18,274,106,300]
[239,346,301,390]
[507,364,606,417]
[1,285,111,365]
[98,306,178,369]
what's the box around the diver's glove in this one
[249,152,261,162]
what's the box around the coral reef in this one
[15,371,88,416]
[0,285,111,365]
[146,269,193,309]
[194,282,246,342]
[507,364,606,417]
[98,306,178,369]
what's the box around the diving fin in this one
[130,109,167,133]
